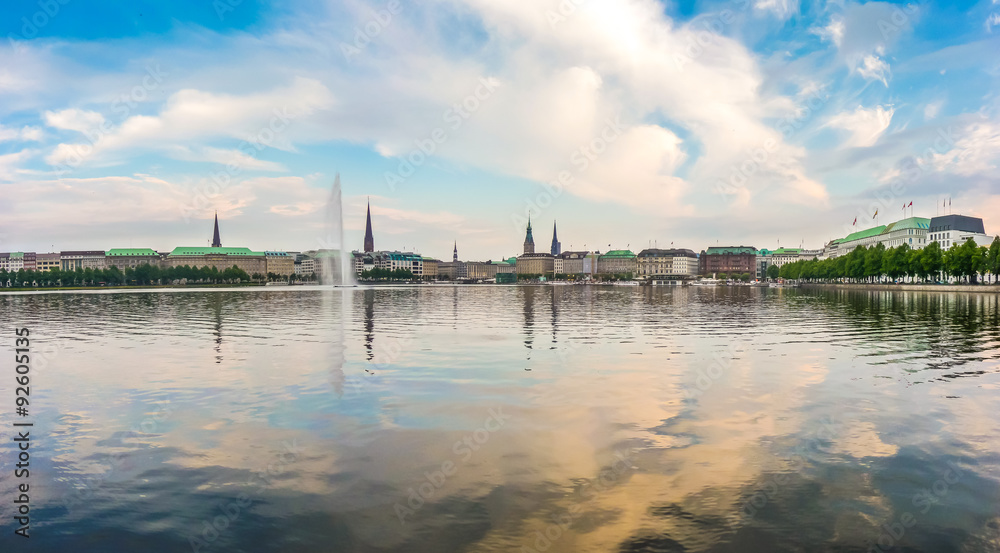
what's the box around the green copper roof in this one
[107,248,159,257]
[771,248,801,255]
[704,246,756,255]
[883,217,930,232]
[599,250,636,258]
[835,225,886,244]
[168,247,264,257]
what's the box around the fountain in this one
[319,173,357,286]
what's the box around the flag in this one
[873,209,878,218]
[949,198,951,207]
[908,201,913,207]
[853,217,857,226]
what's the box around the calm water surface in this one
[1,285,999,552]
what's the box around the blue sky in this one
[2,0,999,259]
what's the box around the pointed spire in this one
[523,217,535,254]
[364,198,374,252]
[453,241,458,262]
[212,211,222,248]
[550,220,561,256]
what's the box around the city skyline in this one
[2,0,1000,260]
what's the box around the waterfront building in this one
[516,220,554,277]
[167,216,266,274]
[496,258,518,283]
[438,242,467,279]
[828,217,929,257]
[0,252,33,271]
[422,258,440,279]
[523,218,535,254]
[105,248,161,270]
[35,253,60,272]
[516,254,555,277]
[928,215,992,248]
[297,254,315,276]
[597,250,637,276]
[636,248,698,278]
[466,261,498,280]
[698,246,756,276]
[61,251,107,271]
[165,247,267,274]
[265,251,295,276]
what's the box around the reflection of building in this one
[60,251,107,271]
[929,215,992,248]
[597,250,637,276]
[265,251,295,276]
[636,248,698,277]
[699,246,756,276]
[105,248,161,270]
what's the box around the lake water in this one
[2,285,999,552]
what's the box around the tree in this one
[740,272,751,282]
[920,241,943,282]
[988,236,1000,284]
[766,265,779,280]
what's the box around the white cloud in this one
[0,124,42,142]
[44,78,335,168]
[856,53,890,86]
[987,12,1000,32]
[0,149,35,181]
[923,100,943,120]
[925,121,1000,176]
[826,105,894,147]
[43,109,106,133]
[754,0,799,19]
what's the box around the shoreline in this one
[801,283,1000,294]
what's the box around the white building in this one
[928,215,993,249]
[828,217,929,258]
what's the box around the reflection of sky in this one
[0,287,999,551]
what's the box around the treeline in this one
[0,263,306,288]
[778,237,1000,284]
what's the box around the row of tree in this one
[358,268,415,281]
[776,237,1000,284]
[0,264,282,288]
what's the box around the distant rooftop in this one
[106,248,159,257]
[168,247,263,257]
[703,246,756,255]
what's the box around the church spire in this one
[523,216,535,254]
[550,220,561,256]
[453,241,458,262]
[364,198,374,252]
[212,211,222,248]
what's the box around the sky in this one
[1,0,999,260]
